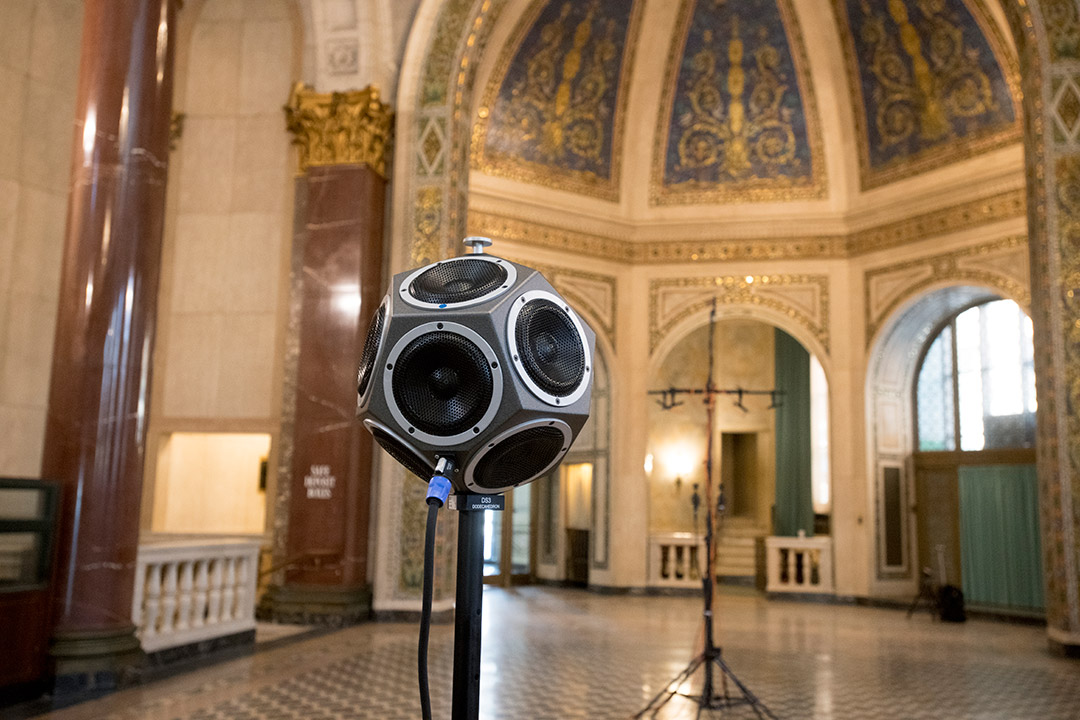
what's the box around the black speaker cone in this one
[515,299,585,397]
[370,425,434,481]
[409,259,508,305]
[357,303,386,398]
[392,331,493,436]
[472,425,566,490]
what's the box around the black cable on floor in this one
[419,497,440,720]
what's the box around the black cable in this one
[419,497,440,720]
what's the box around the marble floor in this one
[23,587,1080,720]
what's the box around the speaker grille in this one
[371,426,433,481]
[515,299,585,397]
[357,303,386,398]
[472,426,565,490]
[408,259,508,305]
[392,331,494,436]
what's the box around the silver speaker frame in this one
[357,295,391,409]
[462,418,573,493]
[399,255,518,310]
[507,290,592,407]
[363,418,434,478]
[383,321,504,446]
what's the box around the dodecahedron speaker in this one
[356,238,595,494]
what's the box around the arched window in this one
[915,299,1036,452]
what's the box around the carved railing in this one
[132,536,261,653]
[648,533,705,589]
[764,535,834,594]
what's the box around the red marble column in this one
[262,86,391,624]
[40,0,177,684]
[265,165,386,623]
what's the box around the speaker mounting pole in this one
[463,236,493,254]
[448,492,503,720]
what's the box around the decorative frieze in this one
[863,235,1031,346]
[649,274,830,355]
[469,187,1026,264]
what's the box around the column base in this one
[49,626,144,701]
[258,584,372,626]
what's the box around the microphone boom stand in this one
[635,298,778,719]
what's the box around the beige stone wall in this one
[0,0,82,477]
[142,0,299,534]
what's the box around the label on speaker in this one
[449,494,505,511]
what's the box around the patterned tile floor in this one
[27,587,1080,720]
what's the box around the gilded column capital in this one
[284,83,394,178]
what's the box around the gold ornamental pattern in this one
[834,0,1022,189]
[285,83,393,177]
[471,0,643,201]
[651,0,826,205]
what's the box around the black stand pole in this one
[451,501,485,720]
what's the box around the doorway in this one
[719,432,758,518]
[564,462,593,586]
[483,484,533,586]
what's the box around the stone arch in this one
[650,301,831,383]
[864,284,1008,591]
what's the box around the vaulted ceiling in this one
[466,0,1022,240]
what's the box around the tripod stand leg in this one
[712,654,779,720]
[632,654,704,719]
[451,507,485,720]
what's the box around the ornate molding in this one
[649,274,830,355]
[846,187,1027,256]
[284,83,393,177]
[468,187,1025,264]
[469,211,634,261]
[863,235,1031,346]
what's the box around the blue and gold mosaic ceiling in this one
[834,0,1020,188]
[651,0,825,205]
[471,0,642,201]
[470,0,1022,203]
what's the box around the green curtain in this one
[958,465,1044,611]
[773,329,813,537]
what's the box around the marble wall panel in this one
[223,212,284,312]
[169,213,231,313]
[239,20,295,114]
[232,116,290,213]
[0,68,27,177]
[0,0,33,72]
[162,313,224,418]
[186,21,242,114]
[177,118,238,212]
[0,0,80,476]
[216,314,277,418]
[27,0,84,84]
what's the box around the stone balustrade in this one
[764,535,834,594]
[132,535,261,653]
[648,532,705,589]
